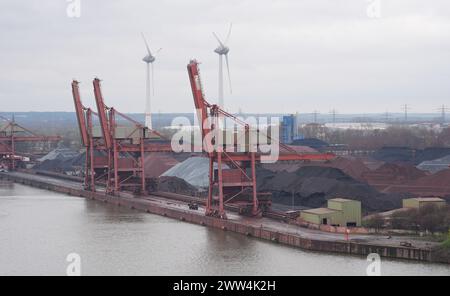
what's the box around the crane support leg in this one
[206,156,213,215]
[11,136,15,170]
[113,140,118,194]
[217,151,226,219]
[88,110,95,192]
[141,140,146,194]
[251,152,259,216]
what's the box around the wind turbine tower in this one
[141,33,161,129]
[213,23,233,109]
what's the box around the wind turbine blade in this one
[151,62,155,96]
[141,32,153,56]
[225,54,232,94]
[212,32,224,47]
[154,48,162,57]
[225,23,233,45]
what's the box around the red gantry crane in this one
[72,80,101,191]
[0,115,61,170]
[187,60,335,219]
[72,78,172,194]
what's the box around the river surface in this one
[0,183,448,276]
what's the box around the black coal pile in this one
[147,176,199,196]
[415,147,450,165]
[33,150,88,174]
[35,158,75,172]
[257,166,405,212]
[291,138,329,150]
[374,146,450,165]
[373,147,415,163]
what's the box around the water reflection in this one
[83,199,147,224]
[0,183,448,276]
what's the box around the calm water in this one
[0,183,448,276]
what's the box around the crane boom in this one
[187,60,210,139]
[71,80,89,146]
[93,78,112,149]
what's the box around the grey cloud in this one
[0,0,449,114]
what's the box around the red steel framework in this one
[0,115,61,170]
[71,79,172,195]
[187,60,335,219]
[71,63,334,219]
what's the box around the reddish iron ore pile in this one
[328,157,371,181]
[283,145,318,154]
[261,156,450,207]
[362,163,427,191]
[413,169,450,187]
[262,156,370,181]
[394,170,450,196]
[362,163,450,197]
[144,153,179,178]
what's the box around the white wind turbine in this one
[213,23,233,109]
[141,32,161,129]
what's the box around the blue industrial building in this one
[281,114,301,144]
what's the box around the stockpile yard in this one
[361,148,450,197]
[257,164,404,212]
[28,146,450,212]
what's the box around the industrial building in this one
[402,197,446,209]
[300,198,362,227]
[281,114,300,144]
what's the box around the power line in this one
[329,108,338,125]
[384,110,390,122]
[436,105,449,123]
[402,104,411,122]
[311,110,320,124]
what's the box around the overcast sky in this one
[1,0,450,114]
